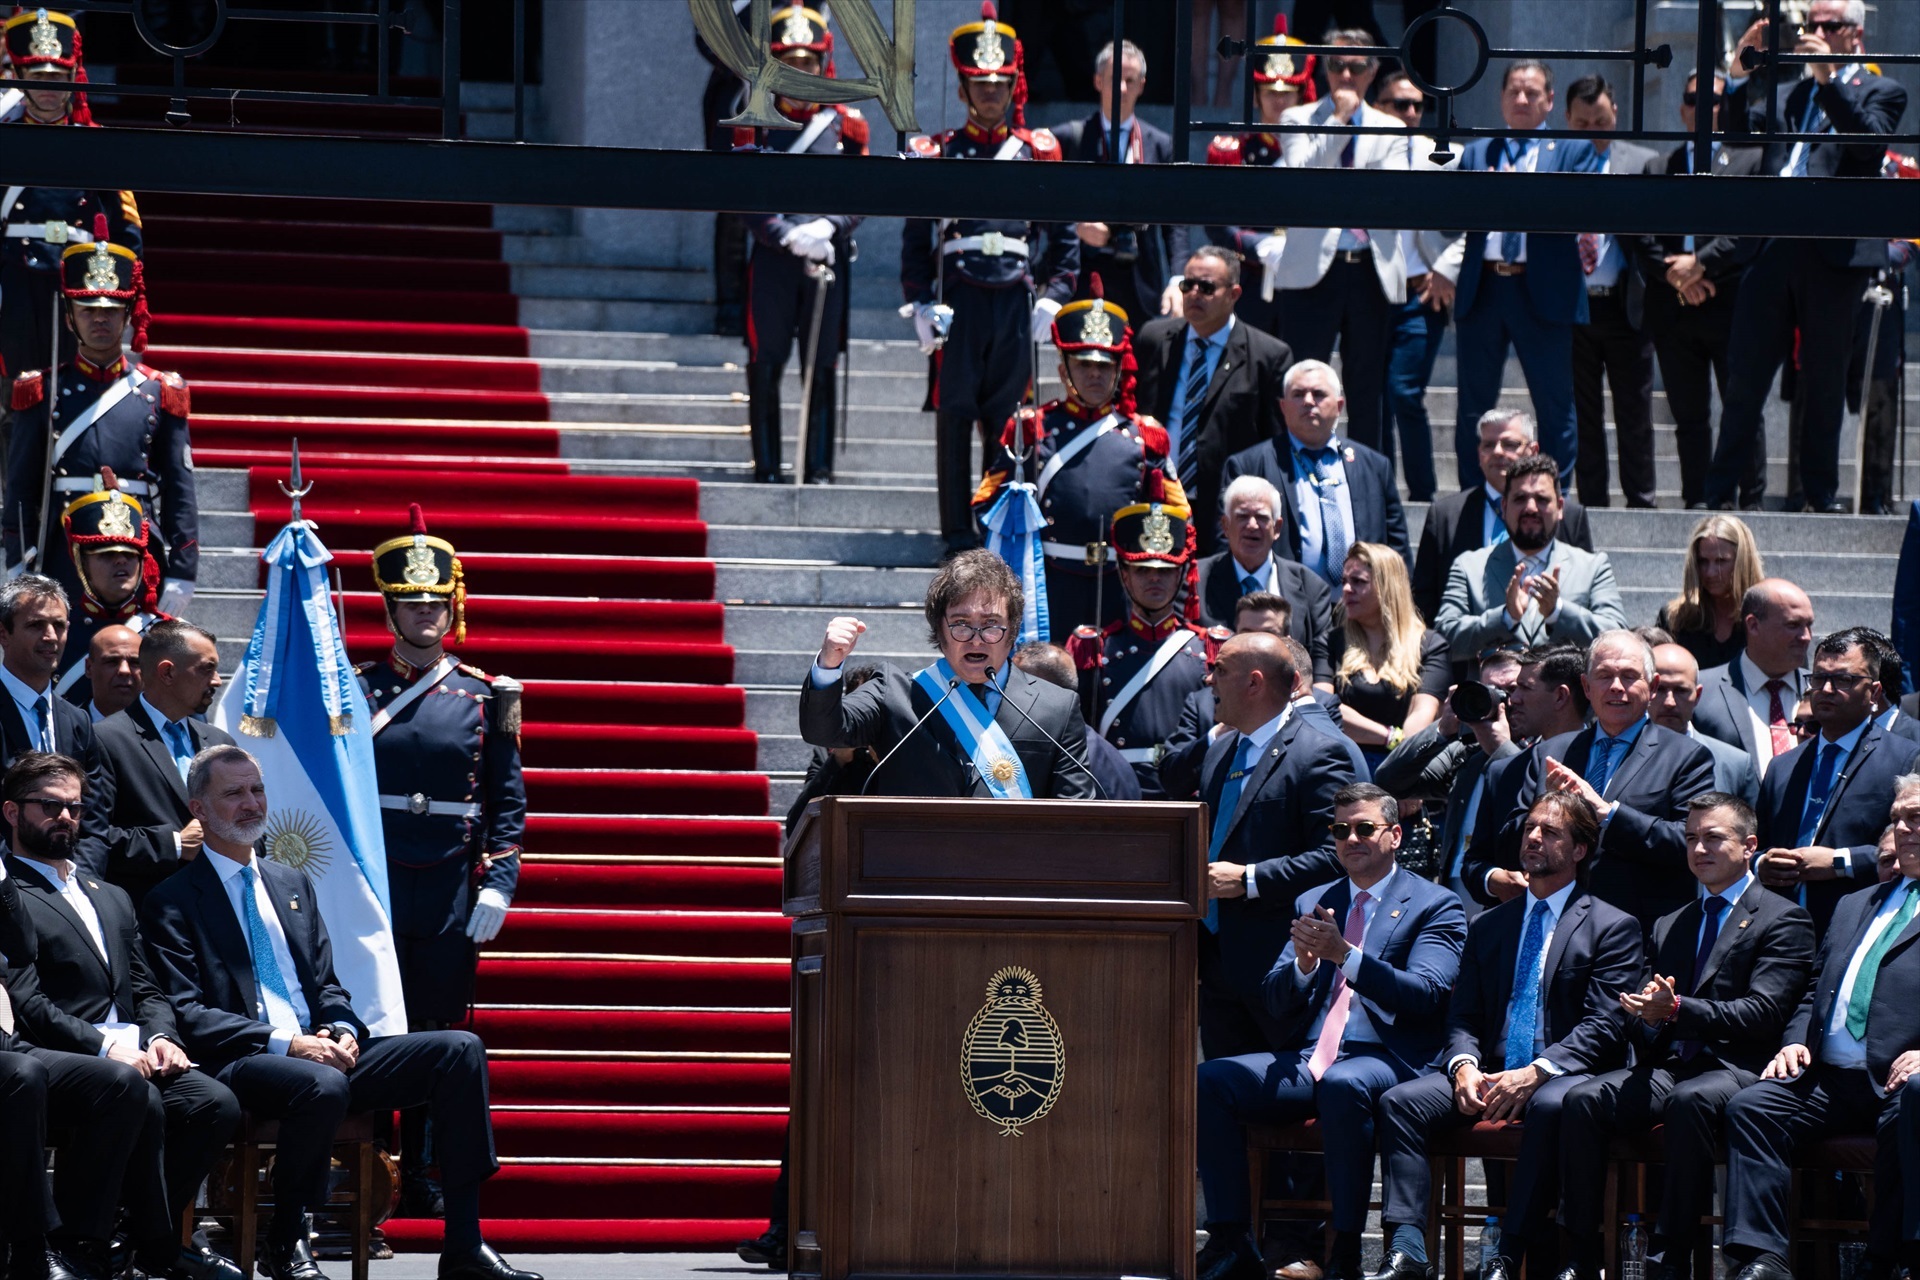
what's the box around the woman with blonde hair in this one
[1657,515,1763,670]
[1331,542,1451,768]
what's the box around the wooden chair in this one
[230,1111,384,1280]
[1243,1119,1438,1260]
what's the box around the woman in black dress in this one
[1330,541,1451,771]
[1656,514,1763,672]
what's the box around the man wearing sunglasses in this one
[1195,782,1465,1280]
[1753,627,1920,935]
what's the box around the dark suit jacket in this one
[1748,70,1909,270]
[4,852,178,1055]
[94,703,236,905]
[1756,722,1920,933]
[0,685,116,880]
[1630,142,1766,295]
[1158,690,1360,800]
[139,851,365,1074]
[1133,315,1292,555]
[1498,721,1719,929]
[1202,714,1359,1004]
[0,876,34,1053]
[1411,485,1594,622]
[1460,747,1537,907]
[1452,135,1605,327]
[1693,659,1802,766]
[1195,549,1335,681]
[1220,434,1412,569]
[1445,887,1643,1074]
[1265,871,1467,1074]
[1051,113,1190,313]
[1785,877,1920,1082]
[797,662,1096,800]
[1633,880,1814,1075]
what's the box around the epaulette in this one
[970,467,1006,509]
[1206,135,1243,166]
[138,366,190,416]
[1065,625,1104,671]
[354,660,376,673]
[11,370,43,412]
[907,133,947,157]
[1134,416,1169,457]
[1202,626,1231,664]
[835,105,870,152]
[1159,467,1192,511]
[1020,127,1062,161]
[458,662,494,683]
[118,190,141,229]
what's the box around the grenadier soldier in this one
[53,469,168,708]
[1068,483,1216,798]
[360,504,526,1217]
[971,275,1182,643]
[736,6,868,485]
[6,227,197,617]
[1,9,142,379]
[1204,16,1315,336]
[902,2,1079,557]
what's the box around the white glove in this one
[1254,233,1287,276]
[781,218,837,265]
[466,886,510,944]
[901,301,952,355]
[158,579,196,617]
[1030,297,1063,343]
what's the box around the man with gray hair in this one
[1495,629,1719,929]
[1195,473,1335,683]
[1220,359,1410,583]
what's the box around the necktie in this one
[1676,894,1731,1062]
[1241,572,1262,598]
[30,695,50,753]
[1176,337,1209,490]
[1306,890,1372,1079]
[237,864,302,1037]
[1304,447,1348,583]
[163,720,193,782]
[1587,731,1630,796]
[1578,233,1600,275]
[1204,738,1255,932]
[1785,91,1829,179]
[1765,678,1795,758]
[1504,899,1552,1071]
[1845,883,1920,1038]
[1797,740,1844,848]
[1488,493,1508,547]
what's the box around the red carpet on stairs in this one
[122,173,789,1251]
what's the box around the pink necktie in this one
[1306,891,1371,1080]
[1578,233,1600,275]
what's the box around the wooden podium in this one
[784,797,1205,1280]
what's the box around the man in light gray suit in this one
[1651,641,1760,807]
[1434,454,1628,669]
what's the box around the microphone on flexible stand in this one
[860,677,961,796]
[984,665,1109,800]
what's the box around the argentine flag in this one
[210,518,409,1037]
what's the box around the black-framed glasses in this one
[1330,820,1388,840]
[1681,91,1721,106]
[1792,717,1820,737]
[945,621,1009,644]
[1808,19,1856,34]
[1326,57,1372,75]
[22,797,80,816]
[1808,672,1871,691]
[1178,278,1221,296]
[1380,97,1424,113]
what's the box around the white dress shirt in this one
[17,856,139,1055]
[1740,653,1804,776]
[207,848,312,1054]
[1296,864,1399,1047]
[0,663,56,753]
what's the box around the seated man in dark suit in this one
[1718,771,1920,1280]
[1221,360,1411,584]
[3,751,243,1280]
[1198,632,1358,1059]
[1496,630,1718,931]
[139,745,540,1280]
[1754,628,1920,937]
[1196,784,1466,1280]
[1557,793,1815,1279]
[1133,247,1293,556]
[92,620,233,905]
[799,551,1096,800]
[1411,409,1594,622]
[1371,793,1644,1280]
[1197,474,1335,685]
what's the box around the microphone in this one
[860,677,961,796]
[986,666,1109,801]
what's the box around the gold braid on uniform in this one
[451,555,467,645]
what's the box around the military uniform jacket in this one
[971,400,1173,577]
[901,124,1078,303]
[738,103,870,252]
[5,356,197,589]
[0,116,142,293]
[360,653,526,922]
[1072,613,1214,796]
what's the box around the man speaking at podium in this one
[799,550,1098,799]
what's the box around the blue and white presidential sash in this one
[911,659,1033,799]
[980,481,1049,644]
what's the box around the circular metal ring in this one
[1400,7,1490,99]
[131,0,228,59]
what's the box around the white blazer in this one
[1274,99,1413,302]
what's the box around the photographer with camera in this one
[1375,648,1523,917]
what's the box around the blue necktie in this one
[1303,447,1348,583]
[1497,141,1529,262]
[163,720,193,782]
[1786,91,1829,178]
[1204,738,1255,932]
[1488,493,1509,546]
[1676,894,1730,1062]
[1798,740,1844,847]
[1176,337,1210,490]
[30,694,50,753]
[1504,898,1551,1071]
[1241,572,1262,598]
[1586,731,1630,796]
[237,864,302,1036]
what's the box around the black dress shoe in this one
[1817,501,1850,514]
[1480,1259,1519,1280]
[1730,1257,1795,1280]
[1554,1266,1602,1280]
[735,1225,788,1269]
[258,1237,327,1280]
[139,1246,244,1280]
[438,1244,543,1280]
[1194,1238,1263,1280]
[1363,1251,1435,1280]
[14,1248,103,1280]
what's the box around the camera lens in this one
[1451,681,1504,722]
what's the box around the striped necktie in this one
[1175,336,1210,489]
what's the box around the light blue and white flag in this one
[980,480,1049,645]
[211,518,408,1037]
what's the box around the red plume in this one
[1273,13,1289,35]
[1116,341,1139,418]
[100,465,119,491]
[128,258,149,352]
[981,1,995,18]
[91,213,108,242]
[1089,272,1105,300]
[1147,469,1167,504]
[1013,41,1029,128]
[408,502,429,534]
[1183,543,1202,622]
[68,29,91,125]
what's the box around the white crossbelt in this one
[379,794,482,819]
[1117,746,1162,764]
[4,221,95,244]
[1100,628,1199,736]
[1040,540,1115,563]
[943,234,1030,258]
[52,476,151,496]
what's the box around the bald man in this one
[83,624,144,720]
[1650,642,1759,807]
[1692,580,1815,779]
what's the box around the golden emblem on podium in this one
[961,966,1064,1136]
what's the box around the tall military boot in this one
[935,410,982,557]
[803,373,837,485]
[746,362,784,483]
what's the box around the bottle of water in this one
[1478,1216,1501,1275]
[1620,1213,1649,1280]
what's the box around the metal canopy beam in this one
[10,124,1914,240]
